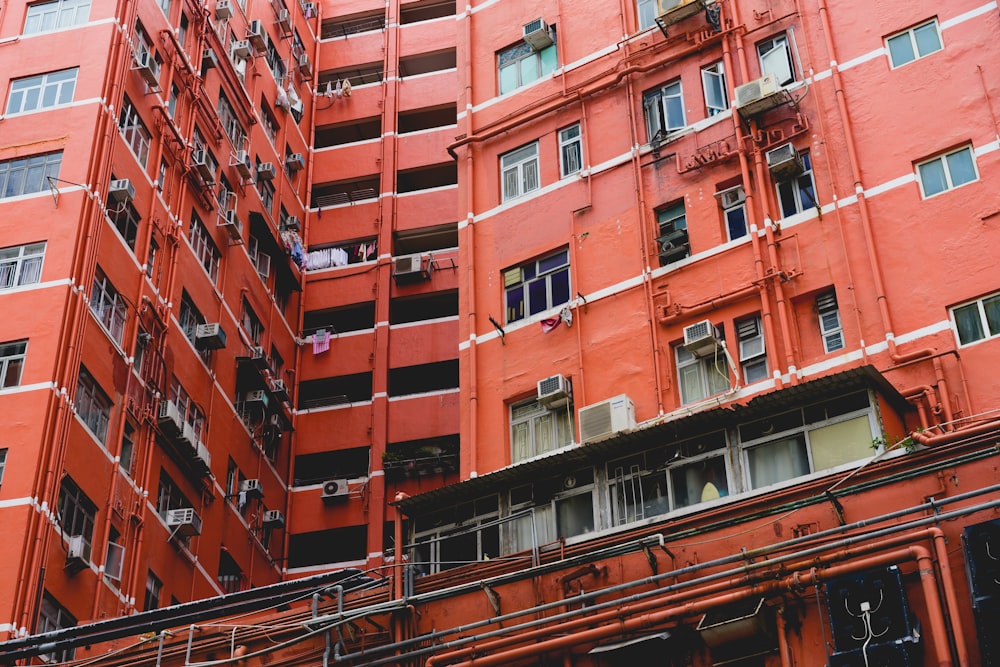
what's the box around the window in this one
[0,152,62,200]
[6,68,78,114]
[146,237,159,280]
[58,476,96,560]
[886,19,942,68]
[255,157,275,212]
[37,593,76,662]
[510,398,574,463]
[247,235,272,283]
[655,202,689,266]
[558,124,582,178]
[757,33,795,86]
[23,0,90,33]
[266,38,287,84]
[506,470,594,554]
[643,80,686,139]
[817,292,844,352]
[916,145,977,198]
[0,448,6,487]
[120,423,136,475]
[178,291,211,362]
[169,378,206,442]
[498,37,557,95]
[504,250,570,324]
[261,102,279,144]
[90,268,128,345]
[106,196,140,250]
[736,317,767,383]
[1,242,45,289]
[241,298,263,344]
[740,391,874,489]
[776,152,816,218]
[951,292,1000,346]
[1,341,27,388]
[188,214,221,281]
[701,62,727,116]
[167,83,179,117]
[718,185,747,240]
[119,97,151,168]
[144,571,162,610]
[192,128,218,183]
[676,342,729,405]
[500,142,539,202]
[156,470,192,516]
[413,497,499,573]
[217,93,246,148]
[76,367,111,442]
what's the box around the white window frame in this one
[1,340,27,388]
[951,291,1000,347]
[217,93,246,149]
[169,378,206,441]
[497,39,557,95]
[644,80,686,140]
[57,476,96,560]
[412,498,500,573]
[719,185,748,241]
[6,68,78,115]
[510,398,574,463]
[701,61,728,116]
[119,98,151,168]
[916,145,978,199]
[90,269,128,345]
[76,367,111,442]
[500,142,540,202]
[676,344,729,405]
[188,215,221,282]
[817,292,844,353]
[886,19,942,69]
[757,33,795,86]
[37,593,76,663]
[776,152,816,218]
[0,242,45,289]
[23,0,90,34]
[0,153,62,200]
[736,316,767,383]
[503,249,571,324]
[0,448,7,487]
[558,124,582,178]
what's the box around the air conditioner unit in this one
[282,215,301,231]
[392,253,426,280]
[285,153,305,171]
[656,228,689,263]
[522,18,554,50]
[579,394,636,443]
[276,8,292,34]
[133,51,160,87]
[190,149,215,182]
[321,479,350,501]
[178,422,196,449]
[215,0,232,19]
[262,509,285,527]
[67,534,87,563]
[158,399,184,436]
[298,53,313,79]
[735,73,784,118]
[256,162,276,180]
[247,19,267,51]
[232,150,253,178]
[231,40,252,59]
[683,319,722,357]
[766,143,804,180]
[270,378,289,401]
[219,209,243,241]
[716,185,746,209]
[166,507,203,537]
[195,322,227,350]
[537,374,570,407]
[655,0,704,28]
[193,441,212,471]
[202,49,218,70]
[109,179,135,204]
[244,389,268,404]
[240,478,264,498]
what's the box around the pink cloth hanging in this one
[313,330,330,354]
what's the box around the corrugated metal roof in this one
[396,366,908,515]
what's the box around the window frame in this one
[57,476,97,560]
[500,141,540,202]
[118,97,152,168]
[6,67,78,115]
[0,152,63,200]
[497,37,557,96]
[558,124,582,178]
[757,33,796,86]
[817,292,845,353]
[503,249,571,324]
[188,214,221,282]
[0,242,46,289]
[90,268,128,345]
[655,201,689,266]
[1,340,27,389]
[951,291,1000,347]
[23,0,91,34]
[510,397,575,463]
[643,79,686,140]
[676,343,730,405]
[75,367,112,442]
[916,145,978,199]
[775,151,816,218]
[736,316,767,383]
[885,19,942,69]
[37,593,77,662]
[701,61,728,116]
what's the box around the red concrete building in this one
[3,0,1000,665]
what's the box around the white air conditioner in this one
[247,19,267,51]
[133,51,160,87]
[219,209,243,241]
[276,8,292,34]
[256,162,276,180]
[579,394,636,443]
[109,179,135,204]
[321,479,350,501]
[244,389,268,404]
[766,143,804,180]
[158,399,184,435]
[282,215,301,231]
[537,374,570,407]
[232,150,253,178]
[716,185,746,209]
[190,149,215,182]
[655,0,704,28]
[298,53,313,79]
[215,0,232,19]
[240,478,264,498]
[193,441,212,471]
[735,73,784,118]
[262,509,285,527]
[522,18,554,50]
[270,378,289,401]
[285,153,305,171]
[392,253,426,279]
[683,319,722,357]
[67,534,87,562]
[231,39,251,59]
[195,322,227,350]
[166,507,203,537]
[178,422,196,449]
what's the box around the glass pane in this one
[665,93,685,129]
[708,358,730,394]
[946,148,976,187]
[809,416,873,470]
[824,331,845,352]
[679,363,705,404]
[550,268,570,308]
[760,41,792,85]
[670,455,728,509]
[8,90,24,113]
[748,435,809,488]
[538,251,567,273]
[918,159,947,197]
[498,63,517,95]
[42,83,58,108]
[522,159,538,192]
[555,492,593,538]
[777,181,798,217]
[887,33,914,66]
[533,413,553,454]
[59,78,77,104]
[539,44,557,75]
[703,70,726,111]
[913,23,941,57]
[527,277,547,315]
[726,207,747,240]
[954,303,984,344]
[506,285,524,322]
[984,296,1000,336]
[520,53,539,85]
[24,88,40,111]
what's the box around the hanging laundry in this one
[341,78,352,97]
[313,329,330,354]
[560,306,573,327]
[335,79,343,98]
[540,317,561,333]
